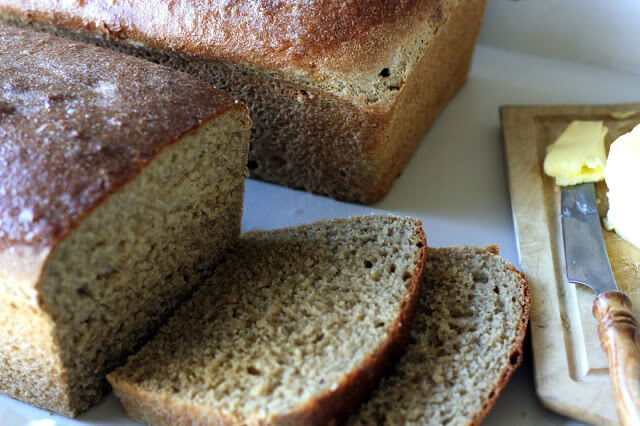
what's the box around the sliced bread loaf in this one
[0,25,250,417]
[351,246,530,426]
[107,215,426,425]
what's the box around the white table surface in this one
[4,44,640,425]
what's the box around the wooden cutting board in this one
[500,104,640,426]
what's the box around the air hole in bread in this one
[472,271,489,283]
[493,286,500,295]
[247,160,258,170]
[76,283,94,299]
[271,156,287,168]
[416,242,424,248]
[296,89,314,103]
[388,86,400,91]
[379,68,390,77]
[509,352,520,366]
[247,366,261,376]
[364,260,373,268]
[389,264,396,273]
[375,321,385,328]
[0,100,16,116]
[402,271,411,280]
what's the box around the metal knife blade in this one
[561,183,617,294]
[561,182,640,426]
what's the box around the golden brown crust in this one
[0,0,440,75]
[469,251,531,426]
[0,24,244,251]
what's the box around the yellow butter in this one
[609,110,638,120]
[543,120,608,186]
[604,123,640,250]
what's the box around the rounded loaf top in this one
[0,0,442,74]
[0,24,245,250]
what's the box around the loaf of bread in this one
[107,215,427,424]
[351,246,530,425]
[0,0,487,203]
[0,25,250,417]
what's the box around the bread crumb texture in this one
[351,246,530,426]
[108,215,425,424]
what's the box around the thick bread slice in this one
[107,215,427,425]
[351,246,530,425]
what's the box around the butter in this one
[610,111,638,120]
[543,120,608,186]
[604,124,640,250]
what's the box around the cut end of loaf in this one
[0,108,249,416]
[108,214,426,425]
[350,245,530,426]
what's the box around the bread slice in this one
[107,215,426,424]
[351,246,530,425]
[0,0,487,203]
[0,25,250,417]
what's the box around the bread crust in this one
[0,0,441,75]
[108,216,427,425]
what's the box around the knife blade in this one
[562,183,617,295]
[561,183,640,426]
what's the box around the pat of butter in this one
[604,123,640,250]
[610,111,638,120]
[543,120,608,186]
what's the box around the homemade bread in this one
[0,0,487,203]
[0,25,250,417]
[351,246,530,425]
[107,215,427,425]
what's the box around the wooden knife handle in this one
[593,290,640,426]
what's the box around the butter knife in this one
[562,183,640,426]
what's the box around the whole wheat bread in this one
[0,0,487,203]
[0,25,250,417]
[351,246,530,425]
[107,215,426,425]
